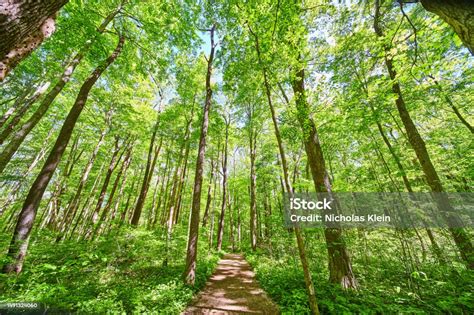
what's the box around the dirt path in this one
[183,254,279,314]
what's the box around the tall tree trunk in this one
[0,0,69,80]
[216,115,229,251]
[107,145,133,230]
[248,107,258,251]
[419,0,474,55]
[44,133,83,230]
[93,142,132,238]
[184,25,215,286]
[166,105,194,228]
[248,26,321,314]
[130,114,161,226]
[201,156,215,227]
[291,67,357,289]
[90,137,123,226]
[0,5,121,174]
[68,160,106,239]
[55,114,111,240]
[374,0,474,269]
[174,136,191,224]
[1,35,124,274]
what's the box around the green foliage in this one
[0,227,219,314]
[246,247,474,314]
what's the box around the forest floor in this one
[183,253,279,314]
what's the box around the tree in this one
[216,113,230,251]
[183,25,216,286]
[0,0,69,80]
[374,0,473,269]
[0,4,124,174]
[130,113,161,226]
[419,0,474,55]
[2,34,125,274]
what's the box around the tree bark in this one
[0,0,69,80]
[184,24,215,286]
[1,35,124,274]
[419,0,474,55]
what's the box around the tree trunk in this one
[55,115,111,240]
[202,155,216,227]
[374,0,474,269]
[90,137,123,226]
[94,141,132,238]
[248,108,258,251]
[184,25,215,286]
[1,35,124,274]
[291,67,358,290]
[217,115,229,251]
[0,5,121,174]
[419,0,474,55]
[0,0,69,80]
[174,135,191,224]
[248,26,321,314]
[130,114,162,226]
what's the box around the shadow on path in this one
[183,253,280,314]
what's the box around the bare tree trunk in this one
[184,25,215,286]
[0,0,69,80]
[44,133,83,230]
[107,146,133,232]
[93,141,132,238]
[174,136,191,224]
[1,35,124,274]
[217,115,229,251]
[67,160,105,240]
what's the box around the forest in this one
[0,0,473,314]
